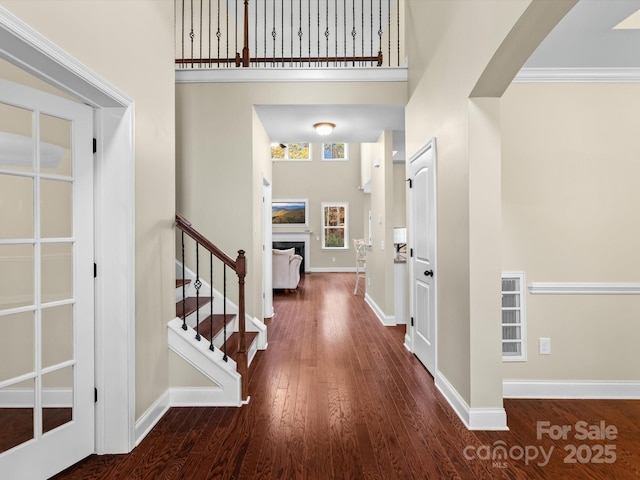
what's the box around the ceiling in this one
[255,1,640,161]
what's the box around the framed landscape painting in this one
[272,199,308,226]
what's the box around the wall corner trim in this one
[364,293,396,326]
[528,282,640,295]
[514,67,640,83]
[134,390,170,447]
[503,380,640,399]
[435,371,508,431]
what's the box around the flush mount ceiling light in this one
[313,122,335,136]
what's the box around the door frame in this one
[406,138,437,374]
[262,176,273,318]
[0,7,136,453]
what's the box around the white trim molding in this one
[364,292,396,326]
[528,282,640,295]
[176,66,408,84]
[134,390,170,447]
[435,371,508,431]
[503,380,640,399]
[514,67,640,83]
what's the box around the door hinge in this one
[93,138,97,154]
[406,178,413,188]
[410,317,414,327]
[94,263,97,278]
[410,248,413,258]
[94,388,98,403]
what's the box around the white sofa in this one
[272,248,303,290]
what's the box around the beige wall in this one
[403,0,570,409]
[1,0,177,419]
[502,82,640,381]
[272,143,364,271]
[176,80,406,324]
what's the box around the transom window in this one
[271,142,310,161]
[322,143,348,161]
[321,202,348,249]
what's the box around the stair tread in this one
[176,278,192,288]
[193,313,235,341]
[176,296,212,318]
[222,331,259,358]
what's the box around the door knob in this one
[424,270,433,277]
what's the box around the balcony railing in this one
[175,0,402,69]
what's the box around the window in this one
[502,272,526,361]
[321,202,348,249]
[322,143,348,161]
[271,142,310,161]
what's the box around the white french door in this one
[408,139,436,376]
[0,79,94,479]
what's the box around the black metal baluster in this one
[324,0,329,67]
[209,252,214,351]
[361,0,364,67]
[352,0,356,66]
[334,0,338,66]
[307,0,311,67]
[235,0,238,62]
[190,0,195,68]
[316,0,320,66]
[370,0,373,65]
[378,0,382,62]
[343,0,346,68]
[272,0,276,66]
[181,0,185,68]
[225,0,229,67]
[181,231,187,330]
[281,0,284,67]
[298,0,303,67]
[254,0,258,67]
[387,0,391,66]
[264,0,267,68]
[397,0,400,66]
[195,243,202,341]
[216,0,221,68]
[223,264,228,361]
[290,0,294,66]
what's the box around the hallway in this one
[55,273,639,479]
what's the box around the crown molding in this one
[514,67,640,83]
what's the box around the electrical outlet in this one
[539,337,551,355]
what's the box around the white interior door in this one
[0,79,94,479]
[408,139,436,375]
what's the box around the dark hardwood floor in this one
[53,273,640,479]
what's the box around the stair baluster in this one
[222,264,228,362]
[209,252,214,352]
[181,230,187,331]
[195,242,201,341]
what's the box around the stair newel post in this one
[242,0,250,67]
[194,242,201,341]
[222,264,228,362]
[236,250,248,401]
[181,230,187,331]
[209,252,214,351]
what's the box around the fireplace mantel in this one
[272,231,311,272]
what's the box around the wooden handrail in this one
[176,53,383,68]
[176,213,237,271]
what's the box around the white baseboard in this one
[503,380,640,399]
[169,387,243,406]
[308,267,357,273]
[364,293,396,326]
[134,390,170,447]
[435,371,508,431]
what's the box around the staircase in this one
[170,214,266,405]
